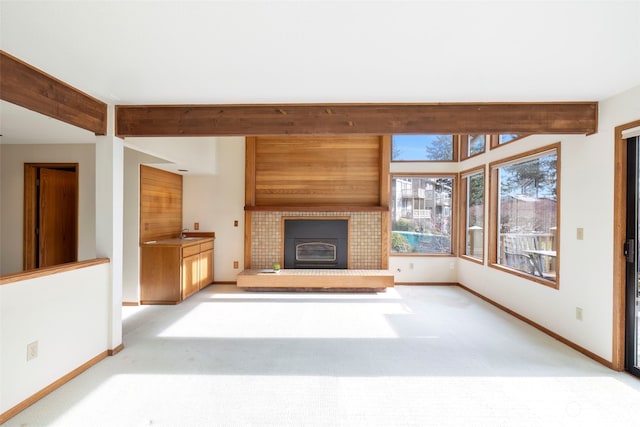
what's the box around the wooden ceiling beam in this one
[0,51,107,135]
[115,102,597,137]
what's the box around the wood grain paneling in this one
[1,51,107,135]
[379,135,391,208]
[251,135,382,207]
[140,165,182,243]
[115,103,597,137]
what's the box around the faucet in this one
[180,228,189,239]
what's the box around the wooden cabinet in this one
[140,237,214,304]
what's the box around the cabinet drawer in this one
[182,244,200,257]
[200,241,214,251]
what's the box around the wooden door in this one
[38,168,78,267]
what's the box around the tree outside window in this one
[392,135,455,161]
[468,135,485,157]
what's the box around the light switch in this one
[577,228,584,240]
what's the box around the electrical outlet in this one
[234,220,239,227]
[576,307,583,321]
[233,261,239,269]
[577,228,584,240]
[194,222,199,230]
[27,341,38,361]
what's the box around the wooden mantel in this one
[244,205,389,212]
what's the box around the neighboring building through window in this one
[392,135,456,161]
[391,175,455,254]
[489,144,559,285]
[460,167,485,261]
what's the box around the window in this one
[392,135,457,161]
[498,134,520,144]
[460,167,485,262]
[460,134,486,160]
[490,134,528,149]
[489,144,559,286]
[391,175,455,254]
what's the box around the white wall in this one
[183,137,245,282]
[458,84,640,362]
[0,144,96,275]
[0,262,111,415]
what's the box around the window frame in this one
[460,134,487,160]
[390,173,457,257]
[391,134,460,162]
[488,143,560,288]
[459,166,486,265]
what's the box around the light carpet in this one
[5,285,640,427]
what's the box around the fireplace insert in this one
[284,219,348,269]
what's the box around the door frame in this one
[23,163,79,270]
[613,119,640,371]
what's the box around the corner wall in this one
[458,85,640,362]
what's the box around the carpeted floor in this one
[5,285,640,426]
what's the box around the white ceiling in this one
[1,0,639,167]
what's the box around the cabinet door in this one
[141,246,181,304]
[199,249,214,289]
[182,253,200,300]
